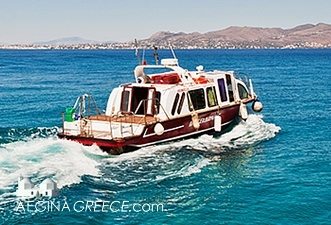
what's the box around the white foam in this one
[161,114,280,152]
[155,158,211,181]
[103,143,168,163]
[0,138,101,191]
[103,114,280,163]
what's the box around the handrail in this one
[73,93,101,118]
[75,97,170,139]
[61,113,65,134]
[133,98,170,120]
[134,99,146,115]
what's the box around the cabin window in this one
[207,87,218,107]
[45,191,48,196]
[238,84,249,99]
[188,89,206,110]
[155,91,161,114]
[171,93,180,115]
[177,93,185,114]
[120,90,130,112]
[217,79,228,102]
[226,74,234,102]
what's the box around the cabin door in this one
[131,87,156,115]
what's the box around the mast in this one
[134,39,141,65]
[153,45,159,65]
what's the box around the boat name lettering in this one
[189,115,214,127]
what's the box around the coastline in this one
[1,46,331,50]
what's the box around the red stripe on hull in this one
[58,104,240,154]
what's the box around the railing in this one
[115,111,135,138]
[62,97,169,140]
[134,98,170,121]
[112,98,170,138]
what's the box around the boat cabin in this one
[105,59,251,121]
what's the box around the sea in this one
[0,49,330,225]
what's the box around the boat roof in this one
[119,57,238,92]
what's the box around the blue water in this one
[0,49,330,224]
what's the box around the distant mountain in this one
[2,23,331,49]
[142,23,331,48]
[33,37,102,45]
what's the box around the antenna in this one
[134,39,141,65]
[169,43,177,59]
[153,45,159,65]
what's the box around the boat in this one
[58,48,263,154]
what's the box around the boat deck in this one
[88,114,156,124]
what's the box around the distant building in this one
[16,177,58,198]
[16,177,39,198]
[39,178,58,197]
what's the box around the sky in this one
[0,0,330,44]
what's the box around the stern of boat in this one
[58,94,157,153]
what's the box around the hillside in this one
[141,23,331,48]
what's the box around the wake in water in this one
[0,127,59,144]
[0,127,107,195]
[0,114,280,197]
[168,114,280,153]
[0,138,102,190]
[99,114,280,185]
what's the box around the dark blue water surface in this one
[0,49,330,224]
